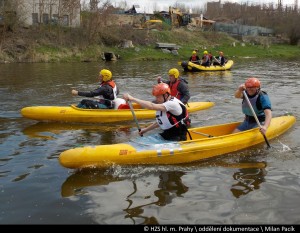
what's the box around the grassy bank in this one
[0,28,299,63]
[116,42,300,62]
[115,30,300,61]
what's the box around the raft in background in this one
[21,101,214,123]
[180,60,234,72]
[59,115,296,169]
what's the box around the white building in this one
[0,0,81,27]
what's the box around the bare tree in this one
[276,10,300,45]
[0,0,26,29]
[60,0,81,26]
[205,1,300,45]
[81,0,115,43]
[90,0,99,12]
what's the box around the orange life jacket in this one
[101,80,116,88]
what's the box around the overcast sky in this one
[106,0,296,13]
[80,1,296,13]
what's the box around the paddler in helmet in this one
[233,77,272,135]
[157,68,190,105]
[123,83,190,141]
[189,50,200,64]
[201,50,210,66]
[157,68,191,126]
[72,69,122,109]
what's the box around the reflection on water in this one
[231,167,267,198]
[124,180,160,224]
[60,160,268,224]
[61,170,124,197]
[1,60,299,224]
[124,171,188,225]
[155,171,189,205]
[62,169,189,225]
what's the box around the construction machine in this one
[169,6,191,27]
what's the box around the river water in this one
[0,59,299,224]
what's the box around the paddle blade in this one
[263,134,271,149]
[177,61,182,65]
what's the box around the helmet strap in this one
[163,93,170,102]
[171,79,177,84]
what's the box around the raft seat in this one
[118,104,130,109]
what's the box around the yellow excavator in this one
[169,6,191,27]
[142,19,163,29]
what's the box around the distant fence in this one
[213,22,274,36]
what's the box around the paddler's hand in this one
[139,128,146,136]
[260,125,267,135]
[71,90,78,96]
[157,76,162,83]
[238,84,245,92]
[123,93,133,101]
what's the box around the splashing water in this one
[277,141,291,152]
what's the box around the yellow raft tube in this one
[21,101,214,123]
[59,115,296,169]
[181,60,234,72]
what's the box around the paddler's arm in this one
[72,87,107,97]
[123,93,166,111]
[140,122,159,135]
[260,109,272,135]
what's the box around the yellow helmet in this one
[192,51,197,55]
[168,68,179,79]
[99,69,112,81]
[203,50,208,55]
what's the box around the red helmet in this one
[245,77,261,88]
[152,83,170,96]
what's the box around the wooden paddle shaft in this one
[242,90,271,148]
[128,100,143,136]
[242,90,263,128]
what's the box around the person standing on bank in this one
[123,83,190,141]
[232,77,272,135]
[71,69,119,109]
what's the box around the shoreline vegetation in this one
[0,27,299,64]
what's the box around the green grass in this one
[17,29,300,62]
[219,44,300,59]
[36,45,61,54]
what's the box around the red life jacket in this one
[169,80,181,100]
[191,55,198,61]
